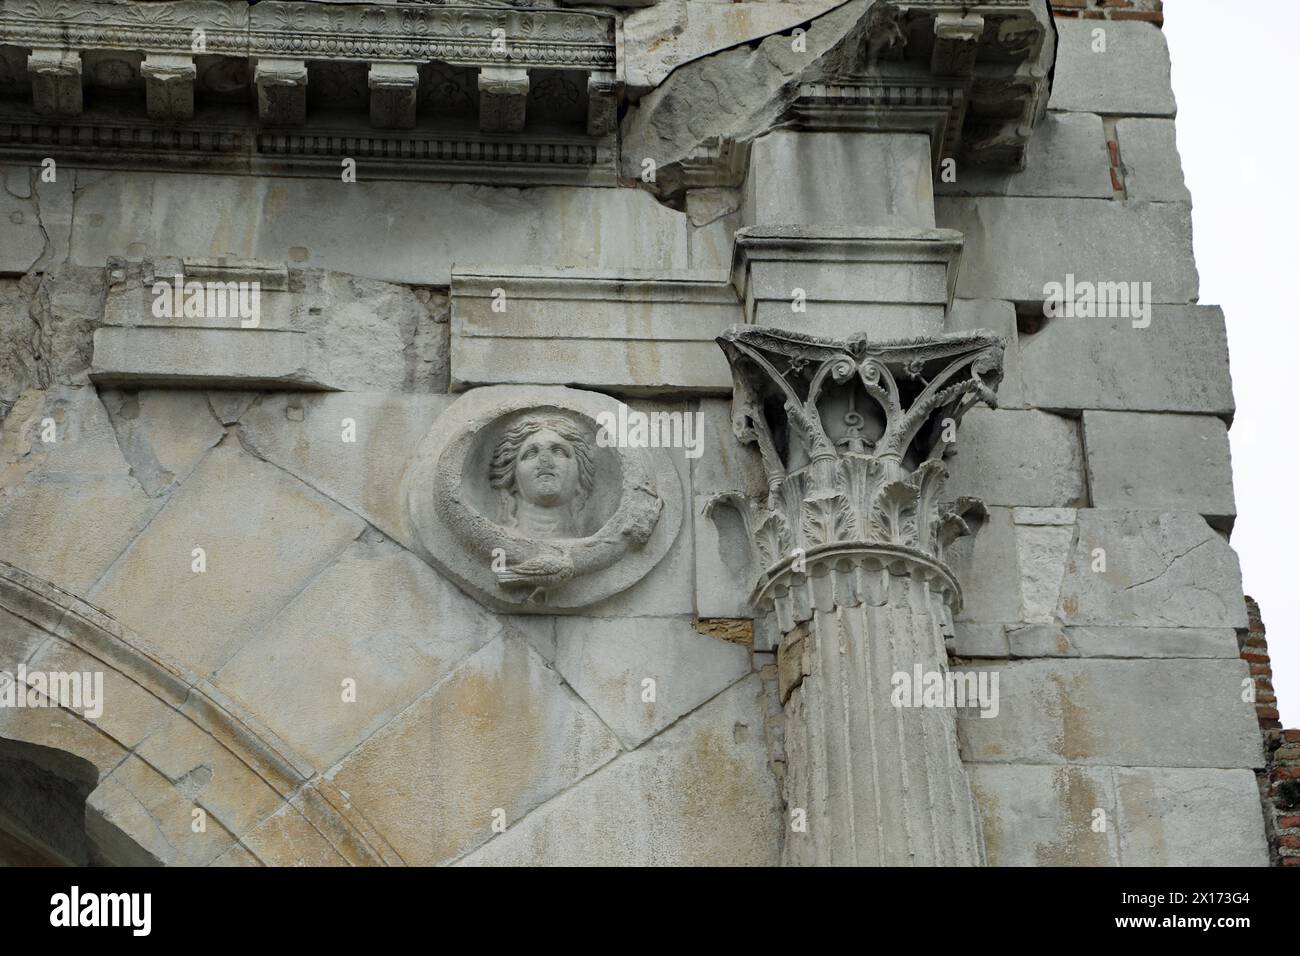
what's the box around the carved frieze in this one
[404,385,684,612]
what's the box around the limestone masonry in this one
[0,0,1287,866]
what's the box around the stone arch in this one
[0,561,403,866]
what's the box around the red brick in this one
[1110,168,1123,192]
[1051,0,1088,7]
[1249,663,1272,676]
[1107,140,1120,165]
[1283,858,1300,867]
[1271,765,1300,781]
[1285,730,1300,743]
[1109,10,1164,25]
[1280,834,1300,850]
[1241,652,1271,664]
[1279,815,1300,829]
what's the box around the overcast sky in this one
[1162,2,1298,725]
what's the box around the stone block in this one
[1083,411,1235,522]
[91,326,329,390]
[1116,118,1190,202]
[98,389,226,497]
[937,112,1112,199]
[745,130,936,228]
[1049,19,1176,117]
[68,173,690,286]
[553,615,751,749]
[88,442,366,675]
[236,392,454,549]
[213,533,502,771]
[1006,624,1239,660]
[1055,510,1246,629]
[1114,767,1269,866]
[694,494,758,619]
[947,506,1021,624]
[236,803,348,866]
[88,755,237,865]
[971,764,1119,866]
[935,198,1198,304]
[959,658,1265,769]
[449,267,738,393]
[327,635,622,865]
[458,676,780,866]
[1019,306,1234,416]
[691,397,768,499]
[945,408,1085,508]
[952,623,1009,659]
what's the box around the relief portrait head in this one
[488,414,596,540]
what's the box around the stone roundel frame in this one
[404,385,684,612]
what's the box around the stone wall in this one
[0,0,1276,866]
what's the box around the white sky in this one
[1163,1,1298,725]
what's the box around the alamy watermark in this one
[890,665,999,718]
[1042,273,1151,328]
[151,275,261,328]
[0,666,104,720]
[596,402,704,459]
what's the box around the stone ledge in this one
[450,267,740,394]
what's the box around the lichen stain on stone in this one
[430,642,544,859]
[1048,671,1096,762]
[1033,766,1109,867]
[971,781,1000,863]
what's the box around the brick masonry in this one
[1051,0,1165,28]
[1242,597,1300,866]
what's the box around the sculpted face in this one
[514,428,581,508]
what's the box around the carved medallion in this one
[404,385,683,611]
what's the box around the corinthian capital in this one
[708,326,1002,627]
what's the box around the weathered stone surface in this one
[1083,411,1236,522]
[694,493,757,619]
[130,709,285,843]
[89,441,366,675]
[99,389,225,497]
[935,198,1198,304]
[213,532,502,771]
[1019,306,1234,416]
[1054,510,1246,629]
[948,506,1021,624]
[973,764,1267,866]
[947,298,1023,408]
[1048,19,1176,117]
[745,131,935,228]
[1014,510,1076,625]
[623,0,842,93]
[1007,624,1240,660]
[328,635,622,865]
[235,803,347,867]
[1116,118,1190,202]
[553,615,751,748]
[0,266,106,403]
[937,112,1111,199]
[88,754,238,866]
[691,397,766,499]
[971,764,1119,866]
[67,173,690,286]
[459,676,780,866]
[0,386,161,593]
[1114,767,1269,866]
[952,623,1009,659]
[449,267,737,393]
[960,658,1264,769]
[236,392,454,550]
[945,408,1086,508]
[91,326,329,390]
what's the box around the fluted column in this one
[709,325,1003,866]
